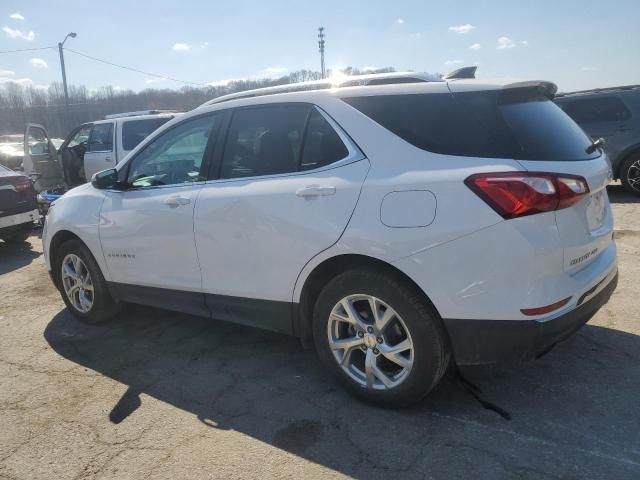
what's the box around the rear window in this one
[343,90,599,161]
[122,117,172,151]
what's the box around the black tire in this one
[54,238,120,324]
[3,226,31,244]
[620,154,640,196]
[312,268,450,408]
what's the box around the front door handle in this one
[296,185,336,198]
[105,156,112,162]
[164,196,191,207]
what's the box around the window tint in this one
[67,125,92,149]
[220,105,309,179]
[122,117,172,151]
[344,90,598,161]
[127,114,218,187]
[301,109,349,170]
[27,127,49,155]
[559,96,632,124]
[88,123,113,152]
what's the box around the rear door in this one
[194,104,368,333]
[450,84,613,273]
[84,121,115,179]
[22,123,64,191]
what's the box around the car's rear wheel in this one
[3,226,31,244]
[621,155,640,196]
[313,268,450,408]
[54,239,120,324]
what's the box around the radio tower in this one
[318,27,326,79]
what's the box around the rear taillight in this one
[465,172,589,219]
[12,178,32,193]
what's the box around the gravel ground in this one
[0,185,639,480]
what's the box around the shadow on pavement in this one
[607,184,640,204]
[0,237,41,275]
[44,305,640,478]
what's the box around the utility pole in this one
[318,27,326,79]
[58,32,77,111]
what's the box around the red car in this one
[0,164,38,244]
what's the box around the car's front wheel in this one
[313,268,450,408]
[54,239,120,324]
[621,154,640,196]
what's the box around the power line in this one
[63,47,207,86]
[0,46,56,54]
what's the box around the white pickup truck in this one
[22,111,178,191]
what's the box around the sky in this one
[0,0,638,93]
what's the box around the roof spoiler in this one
[503,81,558,99]
[444,66,477,80]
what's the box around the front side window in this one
[88,123,114,152]
[122,117,172,151]
[560,96,632,124]
[220,105,309,179]
[27,127,49,155]
[126,114,218,187]
[67,125,92,149]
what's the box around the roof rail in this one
[555,84,640,98]
[443,66,477,80]
[200,71,443,107]
[104,110,177,120]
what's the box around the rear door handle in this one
[164,196,191,207]
[105,156,112,162]
[296,185,336,197]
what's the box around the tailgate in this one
[517,156,613,273]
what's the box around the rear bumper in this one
[0,208,38,234]
[443,269,618,365]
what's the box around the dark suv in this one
[555,85,640,195]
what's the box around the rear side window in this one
[88,123,113,152]
[301,109,349,171]
[122,117,172,151]
[220,105,308,179]
[344,90,599,161]
[559,96,632,124]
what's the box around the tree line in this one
[0,67,395,138]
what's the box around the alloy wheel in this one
[61,253,94,313]
[327,294,414,390]
[627,159,640,193]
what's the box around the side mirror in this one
[91,168,119,190]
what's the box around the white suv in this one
[43,76,618,407]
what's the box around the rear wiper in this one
[586,137,605,154]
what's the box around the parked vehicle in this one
[22,111,178,193]
[0,164,38,244]
[43,73,618,407]
[555,85,640,195]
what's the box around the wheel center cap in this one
[363,334,377,348]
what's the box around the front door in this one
[99,112,222,315]
[22,123,64,191]
[194,104,369,333]
[83,121,115,180]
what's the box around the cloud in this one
[469,43,481,50]
[395,18,405,25]
[0,69,15,76]
[2,26,35,40]
[520,40,529,46]
[200,41,209,49]
[29,58,47,69]
[580,66,598,72]
[172,43,190,51]
[449,24,476,34]
[497,36,516,49]
[261,66,287,76]
[9,13,24,21]
[445,59,463,66]
[145,78,165,84]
